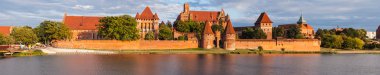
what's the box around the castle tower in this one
[255,12,273,39]
[202,21,215,49]
[224,20,236,50]
[135,6,160,39]
[184,2,190,13]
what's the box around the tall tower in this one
[224,20,236,50]
[255,12,273,39]
[202,21,215,49]
[184,2,190,13]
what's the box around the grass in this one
[12,50,46,56]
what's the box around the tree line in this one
[315,28,367,49]
[240,25,304,39]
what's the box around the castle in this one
[55,3,321,51]
[63,6,159,40]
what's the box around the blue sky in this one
[0,0,379,31]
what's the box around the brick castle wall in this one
[235,39,320,51]
[53,40,199,50]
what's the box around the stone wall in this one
[235,39,320,51]
[53,40,199,50]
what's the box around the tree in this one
[353,38,364,49]
[144,31,155,40]
[286,25,304,39]
[273,27,285,38]
[241,27,267,39]
[175,20,190,33]
[321,35,343,48]
[11,26,38,45]
[34,21,72,44]
[211,24,224,32]
[166,20,172,28]
[0,34,13,45]
[98,15,140,41]
[158,24,173,40]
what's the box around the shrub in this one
[258,46,263,51]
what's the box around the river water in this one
[0,54,379,75]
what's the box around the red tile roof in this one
[203,21,214,34]
[225,20,235,34]
[136,6,159,20]
[63,15,103,30]
[0,26,12,36]
[189,11,220,22]
[255,12,273,23]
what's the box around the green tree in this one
[241,27,267,39]
[166,20,172,28]
[98,15,140,41]
[353,38,365,49]
[34,21,72,44]
[273,27,285,38]
[286,25,304,39]
[211,24,224,32]
[174,20,190,33]
[158,24,173,40]
[321,35,343,48]
[144,31,155,40]
[0,34,13,45]
[11,26,39,45]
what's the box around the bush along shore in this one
[6,50,46,57]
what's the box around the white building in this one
[367,32,376,39]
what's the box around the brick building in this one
[135,6,160,39]
[175,3,230,40]
[278,15,315,39]
[0,26,12,36]
[255,12,273,39]
[63,13,102,40]
[63,6,160,40]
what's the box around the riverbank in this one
[40,47,336,54]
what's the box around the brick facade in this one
[53,40,198,50]
[235,39,320,51]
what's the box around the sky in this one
[0,0,379,31]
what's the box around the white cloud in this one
[72,5,94,10]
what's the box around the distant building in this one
[63,6,161,40]
[0,26,12,36]
[175,3,230,41]
[278,15,315,39]
[367,32,376,39]
[135,6,160,39]
[255,12,273,39]
[63,13,102,40]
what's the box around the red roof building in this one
[63,13,103,30]
[278,15,315,39]
[135,6,160,39]
[0,26,12,36]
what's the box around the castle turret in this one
[224,20,236,50]
[297,14,307,25]
[255,12,273,39]
[202,21,215,49]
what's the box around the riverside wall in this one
[53,40,199,50]
[235,39,321,51]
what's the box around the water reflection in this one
[0,54,379,75]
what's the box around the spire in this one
[135,12,140,19]
[297,14,307,24]
[154,13,159,20]
[255,12,273,24]
[203,21,214,34]
[225,20,235,34]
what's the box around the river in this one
[0,54,379,75]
